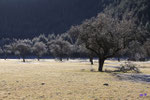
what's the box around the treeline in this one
[0,12,150,72]
[0,34,90,62]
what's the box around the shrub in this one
[118,62,141,73]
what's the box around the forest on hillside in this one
[0,0,150,39]
[0,0,110,39]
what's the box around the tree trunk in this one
[19,56,21,59]
[23,59,25,62]
[67,57,69,61]
[89,56,94,65]
[98,57,105,72]
[23,57,25,62]
[118,57,120,62]
[59,57,62,61]
[4,54,7,60]
[38,56,40,61]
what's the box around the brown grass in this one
[0,59,150,100]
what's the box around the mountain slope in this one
[0,0,112,39]
[0,0,150,39]
[104,0,150,24]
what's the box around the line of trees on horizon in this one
[0,12,150,72]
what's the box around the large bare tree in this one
[78,13,136,72]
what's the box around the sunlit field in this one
[0,59,150,100]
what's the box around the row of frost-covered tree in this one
[0,12,150,72]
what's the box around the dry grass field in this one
[0,59,150,100]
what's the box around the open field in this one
[0,59,150,100]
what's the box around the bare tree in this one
[48,34,56,41]
[32,42,47,61]
[3,44,12,60]
[14,50,21,59]
[67,25,80,44]
[127,41,147,61]
[78,45,95,65]
[0,48,3,57]
[78,13,136,72]
[88,51,95,65]
[60,33,71,43]
[13,39,32,62]
[32,34,48,44]
[67,25,95,63]
[48,38,72,61]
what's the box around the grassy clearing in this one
[0,59,150,100]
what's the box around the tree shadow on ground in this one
[115,74,150,83]
[105,69,150,83]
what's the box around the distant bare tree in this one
[14,50,21,59]
[78,13,136,72]
[13,39,32,62]
[3,44,12,60]
[38,34,48,44]
[32,42,47,61]
[78,45,95,65]
[0,48,3,57]
[60,33,71,43]
[88,52,95,65]
[67,25,95,61]
[48,38,72,61]
[67,25,80,44]
[48,34,56,41]
[127,41,147,61]
[32,34,48,44]
[69,44,80,58]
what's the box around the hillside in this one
[0,0,112,39]
[104,0,150,24]
[0,0,149,39]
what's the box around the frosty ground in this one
[0,59,150,100]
